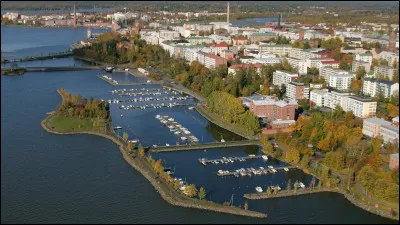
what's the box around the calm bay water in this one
[1,26,397,224]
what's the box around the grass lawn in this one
[49,114,105,132]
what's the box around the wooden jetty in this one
[216,165,295,177]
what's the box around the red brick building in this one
[248,95,298,120]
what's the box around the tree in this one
[138,144,145,157]
[293,181,299,192]
[262,140,273,155]
[123,132,129,141]
[153,159,163,173]
[266,186,272,195]
[185,184,198,198]
[244,201,249,210]
[198,187,206,200]
[273,186,280,194]
[310,177,316,190]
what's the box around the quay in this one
[149,140,260,152]
[98,74,162,86]
[243,187,336,200]
[2,52,74,64]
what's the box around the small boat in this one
[188,106,194,110]
[283,167,289,172]
[255,187,263,193]
[113,126,122,130]
[128,139,139,143]
[262,155,268,160]
[152,144,158,147]
[220,135,225,143]
[268,166,273,169]
[166,143,170,146]
[299,182,305,188]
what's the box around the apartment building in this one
[286,82,310,101]
[342,96,377,118]
[362,79,399,98]
[248,95,298,120]
[210,42,229,56]
[197,52,227,69]
[186,37,213,45]
[328,73,354,90]
[319,60,340,72]
[352,60,372,73]
[259,44,293,57]
[362,117,399,143]
[374,65,396,80]
[310,89,377,118]
[310,89,329,107]
[287,57,308,75]
[379,51,399,67]
[389,153,399,170]
[320,67,350,82]
[288,48,325,60]
[158,30,180,40]
[355,53,373,64]
[232,36,247,46]
[273,70,299,87]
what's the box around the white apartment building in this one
[355,53,373,64]
[158,30,180,40]
[287,57,308,75]
[374,65,396,80]
[379,51,399,67]
[328,73,354,90]
[209,35,232,44]
[245,58,283,65]
[363,117,399,143]
[273,70,299,87]
[288,48,325,60]
[352,60,372,73]
[310,89,377,118]
[306,58,334,69]
[186,37,213,45]
[342,96,377,118]
[259,44,293,57]
[310,89,329,107]
[320,67,350,82]
[362,79,399,98]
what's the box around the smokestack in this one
[227,2,230,24]
[278,13,281,28]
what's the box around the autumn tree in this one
[138,144,145,157]
[198,187,206,200]
[185,184,198,198]
[266,186,272,195]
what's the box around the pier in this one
[149,140,261,152]
[216,165,295,177]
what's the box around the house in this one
[389,153,399,170]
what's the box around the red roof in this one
[211,42,228,48]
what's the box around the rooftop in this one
[348,95,375,102]
[251,32,276,37]
[364,117,399,133]
[251,95,298,107]
[391,153,399,159]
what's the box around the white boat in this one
[218,170,224,174]
[271,169,277,173]
[113,126,122,130]
[283,167,289,172]
[188,107,194,110]
[174,131,181,135]
[155,115,161,119]
[180,137,187,141]
[262,155,268,160]
[249,154,256,157]
[152,144,158,147]
[166,143,170,146]
[128,139,139,143]
[268,166,273,169]
[221,138,225,143]
[255,187,263,193]
[299,182,305,188]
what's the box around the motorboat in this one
[262,155,268,160]
[283,167,289,172]
[299,182,305,188]
[268,166,274,169]
[255,187,263,193]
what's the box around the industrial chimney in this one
[227,2,230,24]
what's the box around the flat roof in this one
[348,96,375,102]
